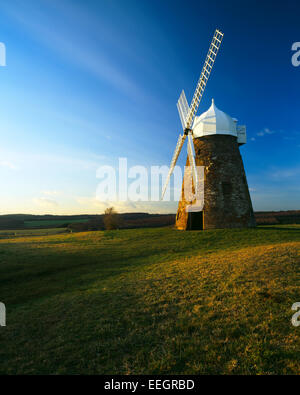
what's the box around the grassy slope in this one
[0,228,68,237]
[0,226,299,374]
[24,219,89,228]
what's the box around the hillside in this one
[255,210,300,225]
[0,225,299,374]
[0,213,175,230]
[0,210,299,231]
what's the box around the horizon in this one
[0,0,299,215]
[2,208,300,217]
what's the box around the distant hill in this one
[0,210,299,230]
[255,210,300,225]
[0,214,94,230]
[0,213,175,231]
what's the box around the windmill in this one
[162,29,256,230]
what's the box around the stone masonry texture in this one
[176,135,256,230]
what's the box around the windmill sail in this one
[187,132,198,193]
[185,29,224,130]
[177,90,189,130]
[161,133,186,199]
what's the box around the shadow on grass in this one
[258,226,300,232]
[1,226,300,307]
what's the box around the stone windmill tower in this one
[162,29,256,230]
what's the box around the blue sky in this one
[0,0,299,214]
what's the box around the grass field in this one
[24,219,89,228]
[0,225,299,374]
[0,228,69,238]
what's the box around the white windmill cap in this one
[193,99,238,138]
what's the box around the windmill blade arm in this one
[185,29,224,129]
[187,133,198,192]
[161,133,187,199]
[177,90,189,130]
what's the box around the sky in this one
[0,0,299,215]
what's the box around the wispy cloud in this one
[75,197,137,213]
[3,151,103,171]
[75,196,177,214]
[271,166,300,179]
[256,128,275,137]
[41,190,61,196]
[0,160,18,170]
[33,197,59,208]
[1,1,144,101]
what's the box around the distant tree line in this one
[1,210,300,232]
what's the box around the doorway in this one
[188,211,203,230]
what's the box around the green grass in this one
[0,228,69,238]
[24,219,89,228]
[0,226,299,374]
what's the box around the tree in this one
[103,207,119,230]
